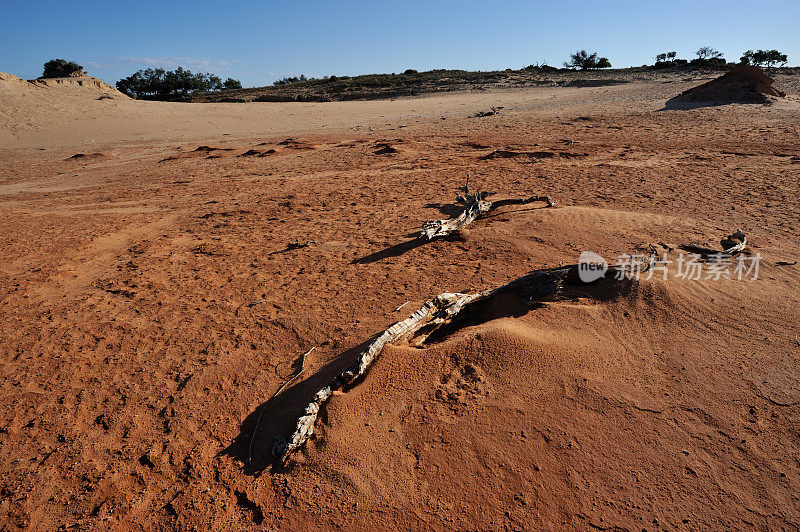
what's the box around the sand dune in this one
[1,71,799,529]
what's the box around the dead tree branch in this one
[272,254,653,465]
[420,175,554,240]
[679,229,747,258]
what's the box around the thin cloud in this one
[85,57,243,72]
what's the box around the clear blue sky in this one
[2,0,798,87]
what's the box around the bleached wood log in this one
[419,177,554,240]
[272,255,653,465]
[679,229,748,258]
[721,229,747,254]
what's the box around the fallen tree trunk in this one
[271,254,653,465]
[420,177,554,240]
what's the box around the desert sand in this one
[1,71,800,530]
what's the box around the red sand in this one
[1,71,800,529]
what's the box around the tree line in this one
[35,47,791,97]
[115,67,241,100]
[652,47,788,68]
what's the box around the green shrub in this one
[41,59,84,78]
[115,67,237,100]
[564,50,612,70]
[223,78,242,90]
[740,49,788,68]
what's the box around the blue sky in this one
[2,0,798,87]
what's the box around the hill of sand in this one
[0,71,125,96]
[680,64,786,103]
[1,71,800,529]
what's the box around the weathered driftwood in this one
[272,255,653,465]
[420,177,554,240]
[679,229,747,258]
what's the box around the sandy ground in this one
[1,73,800,530]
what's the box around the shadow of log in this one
[351,237,428,264]
[423,277,634,345]
[421,292,534,345]
[423,202,465,217]
[417,275,634,345]
[479,204,553,220]
[269,241,315,255]
[221,339,375,475]
[352,233,466,264]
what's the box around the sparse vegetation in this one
[653,51,687,68]
[41,59,84,78]
[695,46,723,60]
[273,74,311,86]
[740,49,788,68]
[564,50,611,70]
[690,47,726,67]
[115,67,241,100]
[196,68,521,102]
[190,50,792,104]
[524,62,559,72]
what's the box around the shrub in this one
[564,50,612,70]
[222,78,242,90]
[595,57,611,69]
[403,69,418,75]
[689,57,727,68]
[41,59,84,78]
[653,59,687,69]
[115,67,235,100]
[740,49,788,68]
[524,62,559,72]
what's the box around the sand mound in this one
[680,64,786,103]
[29,75,126,97]
[0,72,30,93]
[0,71,126,98]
